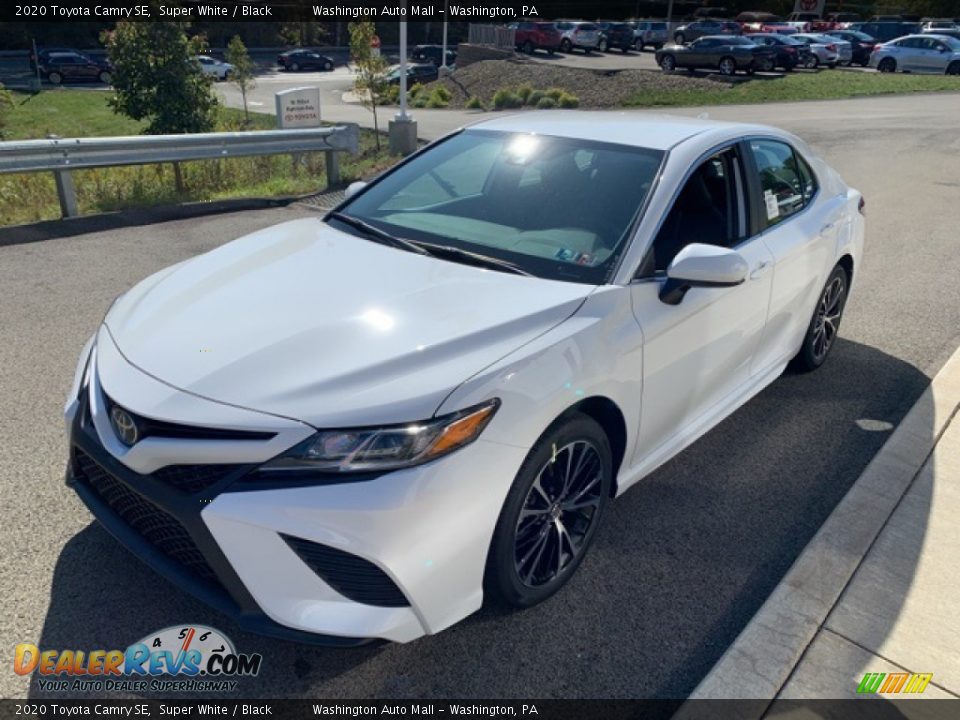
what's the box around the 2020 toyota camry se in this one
[65,113,864,644]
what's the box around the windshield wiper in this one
[327,211,429,255]
[412,241,534,276]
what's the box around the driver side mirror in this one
[344,181,367,199]
[659,243,749,305]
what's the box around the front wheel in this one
[48,71,62,84]
[792,264,849,372]
[878,57,896,73]
[946,61,960,75]
[323,61,333,71]
[719,56,737,76]
[523,40,534,55]
[634,39,645,51]
[485,414,612,608]
[560,39,572,53]
[98,71,111,84]
[659,54,676,72]
[805,55,819,69]
[598,38,608,52]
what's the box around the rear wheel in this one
[792,265,849,372]
[98,70,111,84]
[560,38,572,53]
[878,57,896,73]
[598,38,608,52]
[323,61,333,71]
[660,54,677,72]
[290,62,300,72]
[805,55,819,69]
[719,56,737,76]
[485,414,612,608]
[635,39,645,51]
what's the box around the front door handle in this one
[750,261,771,280]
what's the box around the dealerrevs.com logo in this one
[14,625,262,693]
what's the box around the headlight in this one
[260,399,500,474]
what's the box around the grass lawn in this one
[0,89,399,227]
[627,69,960,107]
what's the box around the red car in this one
[738,12,799,35]
[510,21,562,55]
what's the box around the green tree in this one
[226,34,255,125]
[349,22,388,150]
[105,22,217,135]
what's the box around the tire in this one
[674,33,685,44]
[660,54,676,72]
[523,40,534,55]
[792,264,849,372]
[635,39,645,51]
[878,57,896,73]
[98,71,111,84]
[48,71,62,85]
[947,61,960,75]
[324,61,333,71]
[598,38,608,52]
[222,70,231,81]
[621,44,630,54]
[805,55,819,69]
[719,56,737,76]
[484,413,613,608]
[560,39,572,53]
[290,62,300,72]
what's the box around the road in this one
[2,92,960,699]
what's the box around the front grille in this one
[152,464,235,494]
[281,534,410,607]
[74,450,220,585]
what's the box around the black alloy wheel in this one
[793,264,849,371]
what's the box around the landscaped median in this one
[428,58,960,110]
[0,90,399,227]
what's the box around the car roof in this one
[467,111,777,152]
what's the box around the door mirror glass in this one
[660,243,748,305]
[344,181,367,199]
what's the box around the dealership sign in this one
[793,0,826,14]
[275,87,322,129]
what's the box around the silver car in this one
[555,20,601,53]
[793,33,851,67]
[870,34,960,74]
[631,20,669,50]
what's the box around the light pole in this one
[389,0,418,155]
[441,0,449,73]
[398,12,410,122]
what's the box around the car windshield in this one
[939,36,960,48]
[337,130,664,284]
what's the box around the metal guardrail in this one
[0,124,360,218]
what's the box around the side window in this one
[795,152,818,203]
[749,139,807,226]
[643,148,746,275]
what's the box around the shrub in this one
[545,87,565,101]
[536,96,557,109]
[527,89,545,106]
[409,82,424,98]
[425,87,450,108]
[377,84,400,105]
[516,83,534,104]
[492,88,524,109]
[411,93,429,108]
[466,96,484,110]
[558,92,580,108]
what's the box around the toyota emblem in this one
[110,406,139,446]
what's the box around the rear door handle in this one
[750,261,771,280]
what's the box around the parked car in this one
[673,20,742,44]
[849,22,922,43]
[870,34,960,74]
[38,51,112,85]
[194,55,234,81]
[277,49,335,72]
[921,19,957,31]
[554,20,601,53]
[738,13,799,35]
[509,21,562,54]
[596,22,635,53]
[748,34,813,70]
[786,12,820,31]
[411,45,457,66]
[629,20,669,50]
[656,36,776,75]
[824,30,878,65]
[824,12,862,28]
[385,63,440,85]
[792,33,849,67]
[922,27,960,41]
[65,111,864,644]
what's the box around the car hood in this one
[104,218,592,428]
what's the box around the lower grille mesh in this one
[75,450,220,585]
[281,534,410,607]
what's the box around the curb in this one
[682,343,960,710]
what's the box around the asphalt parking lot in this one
[2,92,960,699]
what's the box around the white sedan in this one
[194,55,234,80]
[64,113,864,644]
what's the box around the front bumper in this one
[65,337,528,644]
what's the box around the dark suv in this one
[597,22,635,53]
[849,21,922,42]
[509,21,562,54]
[673,20,742,44]
[39,51,112,84]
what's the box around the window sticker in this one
[764,190,780,221]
